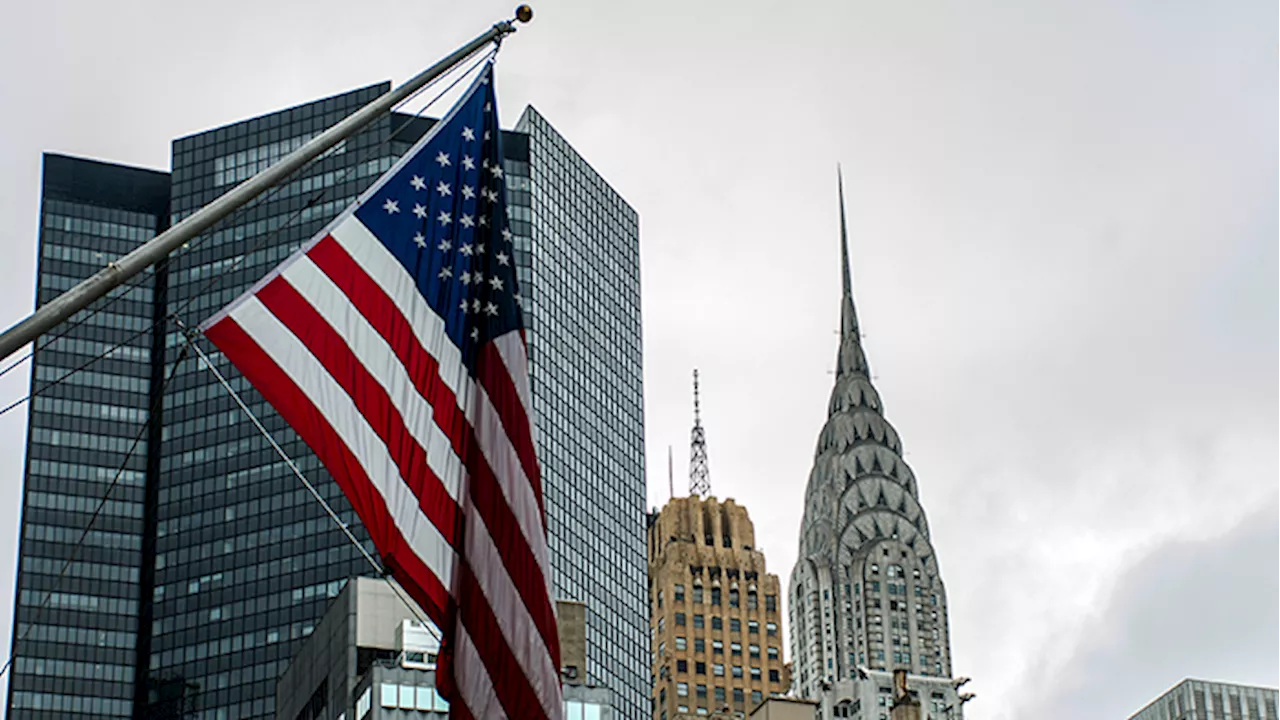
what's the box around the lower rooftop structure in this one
[1127,678,1279,720]
[277,577,613,720]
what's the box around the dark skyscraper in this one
[9,82,646,720]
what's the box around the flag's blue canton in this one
[354,64,522,373]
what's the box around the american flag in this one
[201,64,562,720]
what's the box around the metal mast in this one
[689,369,710,497]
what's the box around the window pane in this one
[380,684,397,708]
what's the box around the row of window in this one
[24,523,140,551]
[27,459,145,487]
[18,589,137,616]
[672,683,764,702]
[663,613,780,635]
[18,621,137,650]
[661,584,773,610]
[664,661,776,682]
[43,212,155,242]
[14,656,134,682]
[377,683,451,713]
[670,637,780,660]
[26,490,142,519]
[39,335,150,364]
[20,556,139,584]
[11,691,131,717]
[31,427,147,456]
[33,395,148,425]
[34,363,149,395]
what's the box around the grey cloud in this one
[1012,501,1280,719]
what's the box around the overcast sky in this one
[0,1,1275,718]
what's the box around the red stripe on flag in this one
[254,275,461,544]
[203,316,451,622]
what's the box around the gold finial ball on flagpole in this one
[515,4,534,23]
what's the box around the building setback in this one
[9,82,647,720]
[646,496,789,720]
[1128,679,1279,720]
[787,180,964,719]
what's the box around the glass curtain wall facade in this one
[10,155,169,718]
[516,107,647,720]
[10,84,646,720]
[149,85,393,719]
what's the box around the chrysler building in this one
[789,176,967,719]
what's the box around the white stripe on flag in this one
[228,298,455,585]
[453,624,508,720]
[464,505,562,720]
[280,257,465,501]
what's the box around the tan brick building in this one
[647,496,790,720]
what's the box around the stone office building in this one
[646,496,789,719]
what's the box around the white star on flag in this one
[460,215,475,228]
[496,252,510,266]
[460,271,471,285]
[438,267,452,279]
[413,233,426,248]
[437,238,452,251]
[459,243,474,256]
[435,151,450,167]
[489,276,504,291]
[502,228,513,242]
[413,204,428,219]
[383,199,400,214]
[461,185,476,199]
[437,181,451,196]
[484,302,499,316]
[462,156,476,171]
[462,127,476,141]
[438,211,452,225]
[410,175,426,191]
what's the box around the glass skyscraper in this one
[9,81,646,720]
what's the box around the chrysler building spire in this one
[788,173,961,713]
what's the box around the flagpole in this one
[0,6,534,364]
